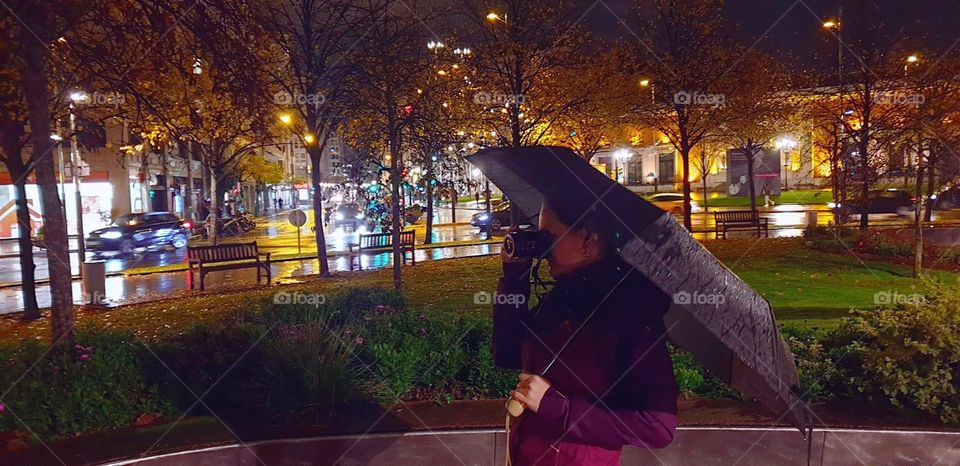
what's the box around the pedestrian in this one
[278,197,284,211]
[761,183,772,207]
[475,191,481,207]
[493,202,678,465]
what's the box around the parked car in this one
[828,189,915,215]
[86,212,190,255]
[932,185,960,211]
[470,201,533,231]
[332,202,366,230]
[646,193,700,215]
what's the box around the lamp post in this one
[69,91,88,269]
[775,137,797,191]
[50,132,67,222]
[613,148,634,185]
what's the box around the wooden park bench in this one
[187,242,271,291]
[714,210,769,239]
[349,231,416,271]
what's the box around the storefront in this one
[0,172,115,239]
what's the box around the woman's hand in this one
[510,373,551,413]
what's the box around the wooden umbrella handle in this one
[506,398,525,417]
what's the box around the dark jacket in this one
[494,256,679,465]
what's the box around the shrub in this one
[361,308,469,404]
[147,322,261,420]
[0,328,173,440]
[780,327,833,400]
[461,322,517,398]
[256,321,361,422]
[824,280,960,423]
[669,346,739,399]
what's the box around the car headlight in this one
[100,231,122,239]
[827,202,839,209]
[479,214,489,220]
[335,212,345,220]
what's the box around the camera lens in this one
[503,230,549,259]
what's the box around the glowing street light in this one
[304,133,315,144]
[822,19,837,29]
[69,91,88,103]
[278,113,292,125]
[613,148,633,184]
[486,12,501,21]
[906,55,919,63]
[639,79,650,87]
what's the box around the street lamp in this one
[613,148,633,185]
[775,137,797,191]
[68,90,89,269]
[50,133,68,221]
[639,78,655,103]
[278,113,292,125]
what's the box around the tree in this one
[625,0,732,230]
[254,0,361,276]
[232,153,285,215]
[0,18,40,319]
[464,0,593,224]
[9,0,76,344]
[347,0,439,289]
[719,52,793,213]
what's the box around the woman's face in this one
[538,204,602,279]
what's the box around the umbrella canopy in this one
[467,146,811,433]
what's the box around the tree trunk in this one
[424,180,434,245]
[14,180,39,320]
[680,144,692,231]
[209,165,219,244]
[450,184,457,223]
[702,172,709,212]
[390,139,402,290]
[746,149,758,213]
[181,141,193,223]
[923,152,935,222]
[913,147,925,278]
[309,146,330,275]
[19,3,74,345]
[858,141,870,231]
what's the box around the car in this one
[646,193,700,215]
[932,185,960,211]
[331,202,365,230]
[828,189,915,215]
[86,212,190,255]
[470,201,534,231]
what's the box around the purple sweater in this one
[494,257,679,464]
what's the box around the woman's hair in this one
[543,202,620,255]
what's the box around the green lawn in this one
[3,237,954,345]
[687,189,834,207]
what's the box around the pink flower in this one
[354,336,364,345]
[80,354,89,361]
[0,402,5,413]
[417,313,426,321]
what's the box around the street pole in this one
[55,120,67,222]
[69,103,85,274]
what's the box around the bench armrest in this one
[187,258,201,264]
[259,252,271,260]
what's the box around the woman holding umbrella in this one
[494,201,679,465]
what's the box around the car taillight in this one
[183,221,192,229]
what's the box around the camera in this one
[503,230,550,259]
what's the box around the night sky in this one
[579,0,960,71]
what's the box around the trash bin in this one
[805,211,818,230]
[82,260,106,307]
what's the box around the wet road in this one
[0,242,502,315]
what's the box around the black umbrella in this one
[467,146,811,433]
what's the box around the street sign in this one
[288,209,307,227]
[289,209,307,256]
